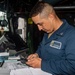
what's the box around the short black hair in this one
[29,1,47,17]
[29,1,54,18]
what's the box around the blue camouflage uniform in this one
[36,19,75,75]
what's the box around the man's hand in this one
[27,53,39,60]
[26,53,42,68]
[26,57,42,68]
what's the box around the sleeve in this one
[41,34,75,75]
[36,44,41,57]
[36,33,46,57]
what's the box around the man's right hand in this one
[27,53,39,61]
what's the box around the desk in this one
[0,57,52,75]
[0,68,10,75]
[10,67,52,75]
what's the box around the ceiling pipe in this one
[54,6,75,10]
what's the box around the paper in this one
[10,68,32,75]
[3,61,27,70]
[0,52,9,56]
[0,68,10,75]
[8,56,20,60]
[10,67,52,75]
[29,67,52,75]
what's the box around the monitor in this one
[5,32,28,51]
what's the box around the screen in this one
[5,32,28,51]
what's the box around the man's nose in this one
[37,25,42,31]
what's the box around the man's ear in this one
[49,13,54,19]
[48,13,54,21]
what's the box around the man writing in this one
[26,1,75,75]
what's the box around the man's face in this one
[32,14,54,33]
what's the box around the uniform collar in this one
[44,19,70,44]
[55,19,69,36]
